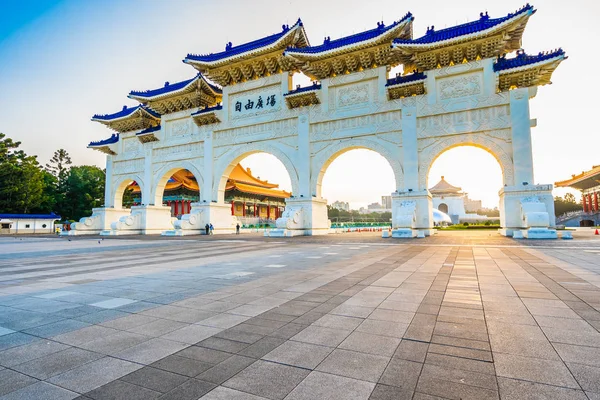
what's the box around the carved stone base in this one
[522,228,558,239]
[390,191,434,238]
[162,202,236,236]
[392,229,417,238]
[62,208,131,236]
[101,205,174,236]
[275,198,330,236]
[499,184,556,238]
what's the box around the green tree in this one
[0,133,45,213]
[554,195,582,216]
[564,192,577,203]
[45,149,73,216]
[63,165,105,220]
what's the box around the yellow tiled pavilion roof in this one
[555,165,600,190]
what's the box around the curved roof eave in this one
[184,20,308,68]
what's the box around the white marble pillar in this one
[401,104,418,191]
[202,131,214,202]
[104,155,113,207]
[142,146,153,205]
[510,88,535,185]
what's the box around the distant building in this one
[381,195,392,209]
[429,177,491,224]
[368,202,382,210]
[555,165,600,226]
[0,213,61,235]
[464,197,482,213]
[331,201,350,212]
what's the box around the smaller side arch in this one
[418,134,514,190]
[151,161,204,206]
[212,143,299,203]
[311,138,404,199]
[111,174,144,209]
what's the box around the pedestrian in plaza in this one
[209,223,214,235]
[205,223,209,235]
[236,223,240,234]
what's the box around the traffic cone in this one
[595,229,599,235]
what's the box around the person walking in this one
[209,223,214,235]
[205,223,209,235]
[236,223,240,235]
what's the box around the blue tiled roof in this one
[0,213,61,220]
[494,48,565,72]
[92,105,161,121]
[136,125,161,135]
[394,4,534,45]
[186,19,303,63]
[287,13,412,55]
[284,83,322,96]
[88,134,119,147]
[191,104,223,116]
[129,74,221,98]
[385,72,426,87]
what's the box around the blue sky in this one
[0,0,594,208]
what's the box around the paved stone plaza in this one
[0,232,599,399]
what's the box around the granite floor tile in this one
[12,347,102,380]
[494,353,579,389]
[316,348,390,383]
[497,377,587,400]
[368,384,413,400]
[161,325,221,344]
[47,357,141,393]
[78,331,150,355]
[0,369,38,397]
[176,346,231,364]
[197,337,250,353]
[290,325,352,347]
[285,371,375,400]
[379,358,422,390]
[312,314,364,330]
[151,354,213,377]
[127,319,188,337]
[0,339,69,367]
[120,366,188,393]
[339,331,401,357]
[199,386,268,399]
[263,340,333,369]
[85,380,160,400]
[0,382,78,400]
[156,378,215,400]
[567,362,600,393]
[415,374,499,400]
[196,355,255,385]
[554,343,600,367]
[237,336,286,358]
[223,360,309,400]
[113,338,187,365]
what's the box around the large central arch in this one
[311,138,404,199]
[418,133,514,191]
[212,143,299,203]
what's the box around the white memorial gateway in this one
[71,4,565,238]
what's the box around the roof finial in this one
[441,176,445,180]
[426,25,435,35]
[164,81,170,87]
[225,42,233,51]
[122,105,127,111]
[323,36,331,44]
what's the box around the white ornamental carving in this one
[337,84,369,108]
[417,106,510,138]
[153,143,202,161]
[310,111,402,140]
[123,138,139,153]
[438,75,482,100]
[171,120,191,137]
[214,119,295,146]
[113,159,143,174]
